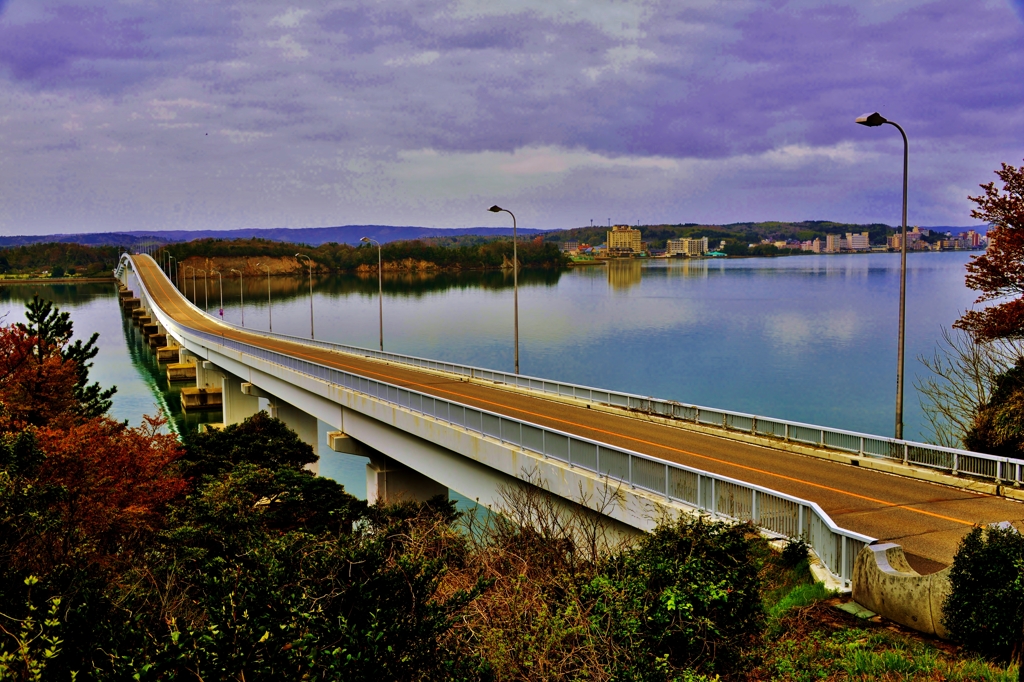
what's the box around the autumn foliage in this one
[0,303,184,577]
[956,160,1024,341]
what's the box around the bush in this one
[49,265,64,278]
[586,517,764,679]
[943,525,1024,664]
[781,537,810,568]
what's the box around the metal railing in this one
[151,264,1024,488]
[123,254,874,584]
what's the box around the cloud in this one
[269,8,310,28]
[264,34,310,60]
[0,0,1020,235]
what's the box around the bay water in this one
[1,251,980,498]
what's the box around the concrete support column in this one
[196,360,224,390]
[365,454,447,505]
[221,373,260,426]
[269,398,320,475]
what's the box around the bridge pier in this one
[196,360,224,390]
[326,430,447,503]
[365,455,448,504]
[222,374,260,425]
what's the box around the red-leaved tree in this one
[9,414,185,574]
[0,324,80,430]
[956,160,1024,340]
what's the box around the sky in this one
[0,0,1022,235]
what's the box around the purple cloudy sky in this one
[1,0,1022,235]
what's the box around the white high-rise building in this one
[846,232,870,251]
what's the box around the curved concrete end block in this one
[852,543,951,638]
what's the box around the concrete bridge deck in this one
[131,256,1024,571]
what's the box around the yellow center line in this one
[139,260,975,528]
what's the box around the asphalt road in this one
[132,256,1024,572]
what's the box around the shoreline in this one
[0,276,116,284]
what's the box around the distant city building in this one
[846,232,870,251]
[800,239,822,253]
[560,241,579,253]
[888,231,922,250]
[825,234,843,253]
[966,230,981,248]
[666,237,708,257]
[607,225,642,253]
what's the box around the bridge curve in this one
[120,254,1023,580]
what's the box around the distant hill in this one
[0,225,545,248]
[0,222,986,249]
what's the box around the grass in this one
[746,542,1020,681]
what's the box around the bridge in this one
[116,253,1024,590]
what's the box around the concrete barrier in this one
[852,543,951,638]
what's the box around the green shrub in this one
[781,537,810,568]
[585,517,764,679]
[943,525,1024,664]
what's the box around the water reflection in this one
[119,312,219,435]
[176,268,566,310]
[606,259,643,290]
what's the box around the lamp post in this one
[359,237,383,351]
[169,256,176,290]
[230,269,245,327]
[197,269,208,311]
[185,266,196,303]
[856,111,909,440]
[212,269,223,318]
[296,253,315,339]
[256,262,272,332]
[488,205,519,374]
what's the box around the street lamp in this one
[168,256,176,290]
[359,237,383,351]
[256,262,272,332]
[197,269,208,311]
[296,253,315,339]
[212,269,223,318]
[230,268,245,327]
[488,205,520,374]
[185,266,196,303]
[856,111,909,440]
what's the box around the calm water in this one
[2,251,980,497]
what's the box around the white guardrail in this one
[118,255,1024,489]
[121,254,874,585]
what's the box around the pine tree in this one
[16,295,117,418]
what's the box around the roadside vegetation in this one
[1,294,1021,680]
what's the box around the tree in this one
[943,525,1024,669]
[955,160,1024,341]
[0,324,81,429]
[916,161,1024,454]
[15,296,116,418]
[916,327,1024,449]
[178,410,317,480]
